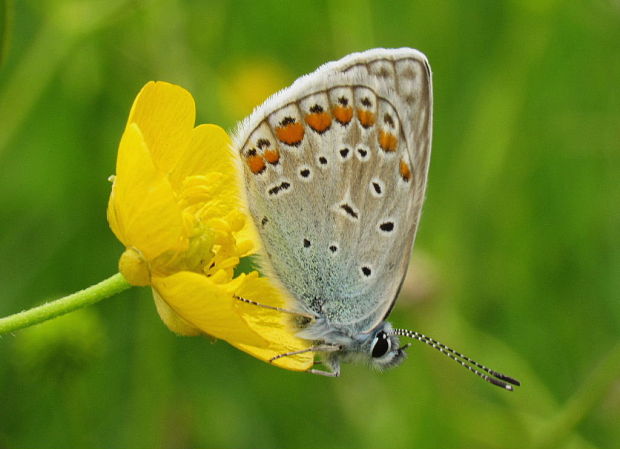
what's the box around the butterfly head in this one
[368,328,410,370]
[347,322,410,370]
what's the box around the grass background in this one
[0,0,619,448]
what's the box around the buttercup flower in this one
[107,82,312,371]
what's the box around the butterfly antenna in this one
[391,328,521,391]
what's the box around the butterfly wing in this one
[234,48,432,336]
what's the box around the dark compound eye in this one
[371,331,390,358]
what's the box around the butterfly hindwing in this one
[234,48,432,336]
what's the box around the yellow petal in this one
[152,288,201,336]
[230,275,314,371]
[234,211,261,256]
[234,342,313,372]
[152,272,267,347]
[127,81,195,173]
[107,124,186,261]
[172,124,261,251]
[170,124,231,186]
[172,125,237,217]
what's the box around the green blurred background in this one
[0,0,618,448]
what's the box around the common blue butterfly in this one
[234,48,520,390]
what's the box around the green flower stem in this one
[0,273,132,335]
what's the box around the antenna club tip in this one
[495,373,521,387]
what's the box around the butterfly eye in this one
[371,331,391,358]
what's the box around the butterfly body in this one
[234,48,432,374]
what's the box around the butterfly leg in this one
[306,347,343,377]
[234,295,317,320]
[269,344,340,363]
[308,356,341,377]
[307,366,340,377]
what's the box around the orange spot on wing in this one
[275,122,305,146]
[247,154,266,174]
[379,130,398,152]
[263,148,280,165]
[332,106,353,125]
[357,109,375,128]
[399,159,412,182]
[305,112,332,134]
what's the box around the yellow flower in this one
[107,81,313,371]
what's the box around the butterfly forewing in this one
[234,48,432,336]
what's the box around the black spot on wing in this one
[340,203,358,219]
[379,222,394,232]
[268,181,291,196]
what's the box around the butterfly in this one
[233,48,520,391]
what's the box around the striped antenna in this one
[391,328,521,391]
